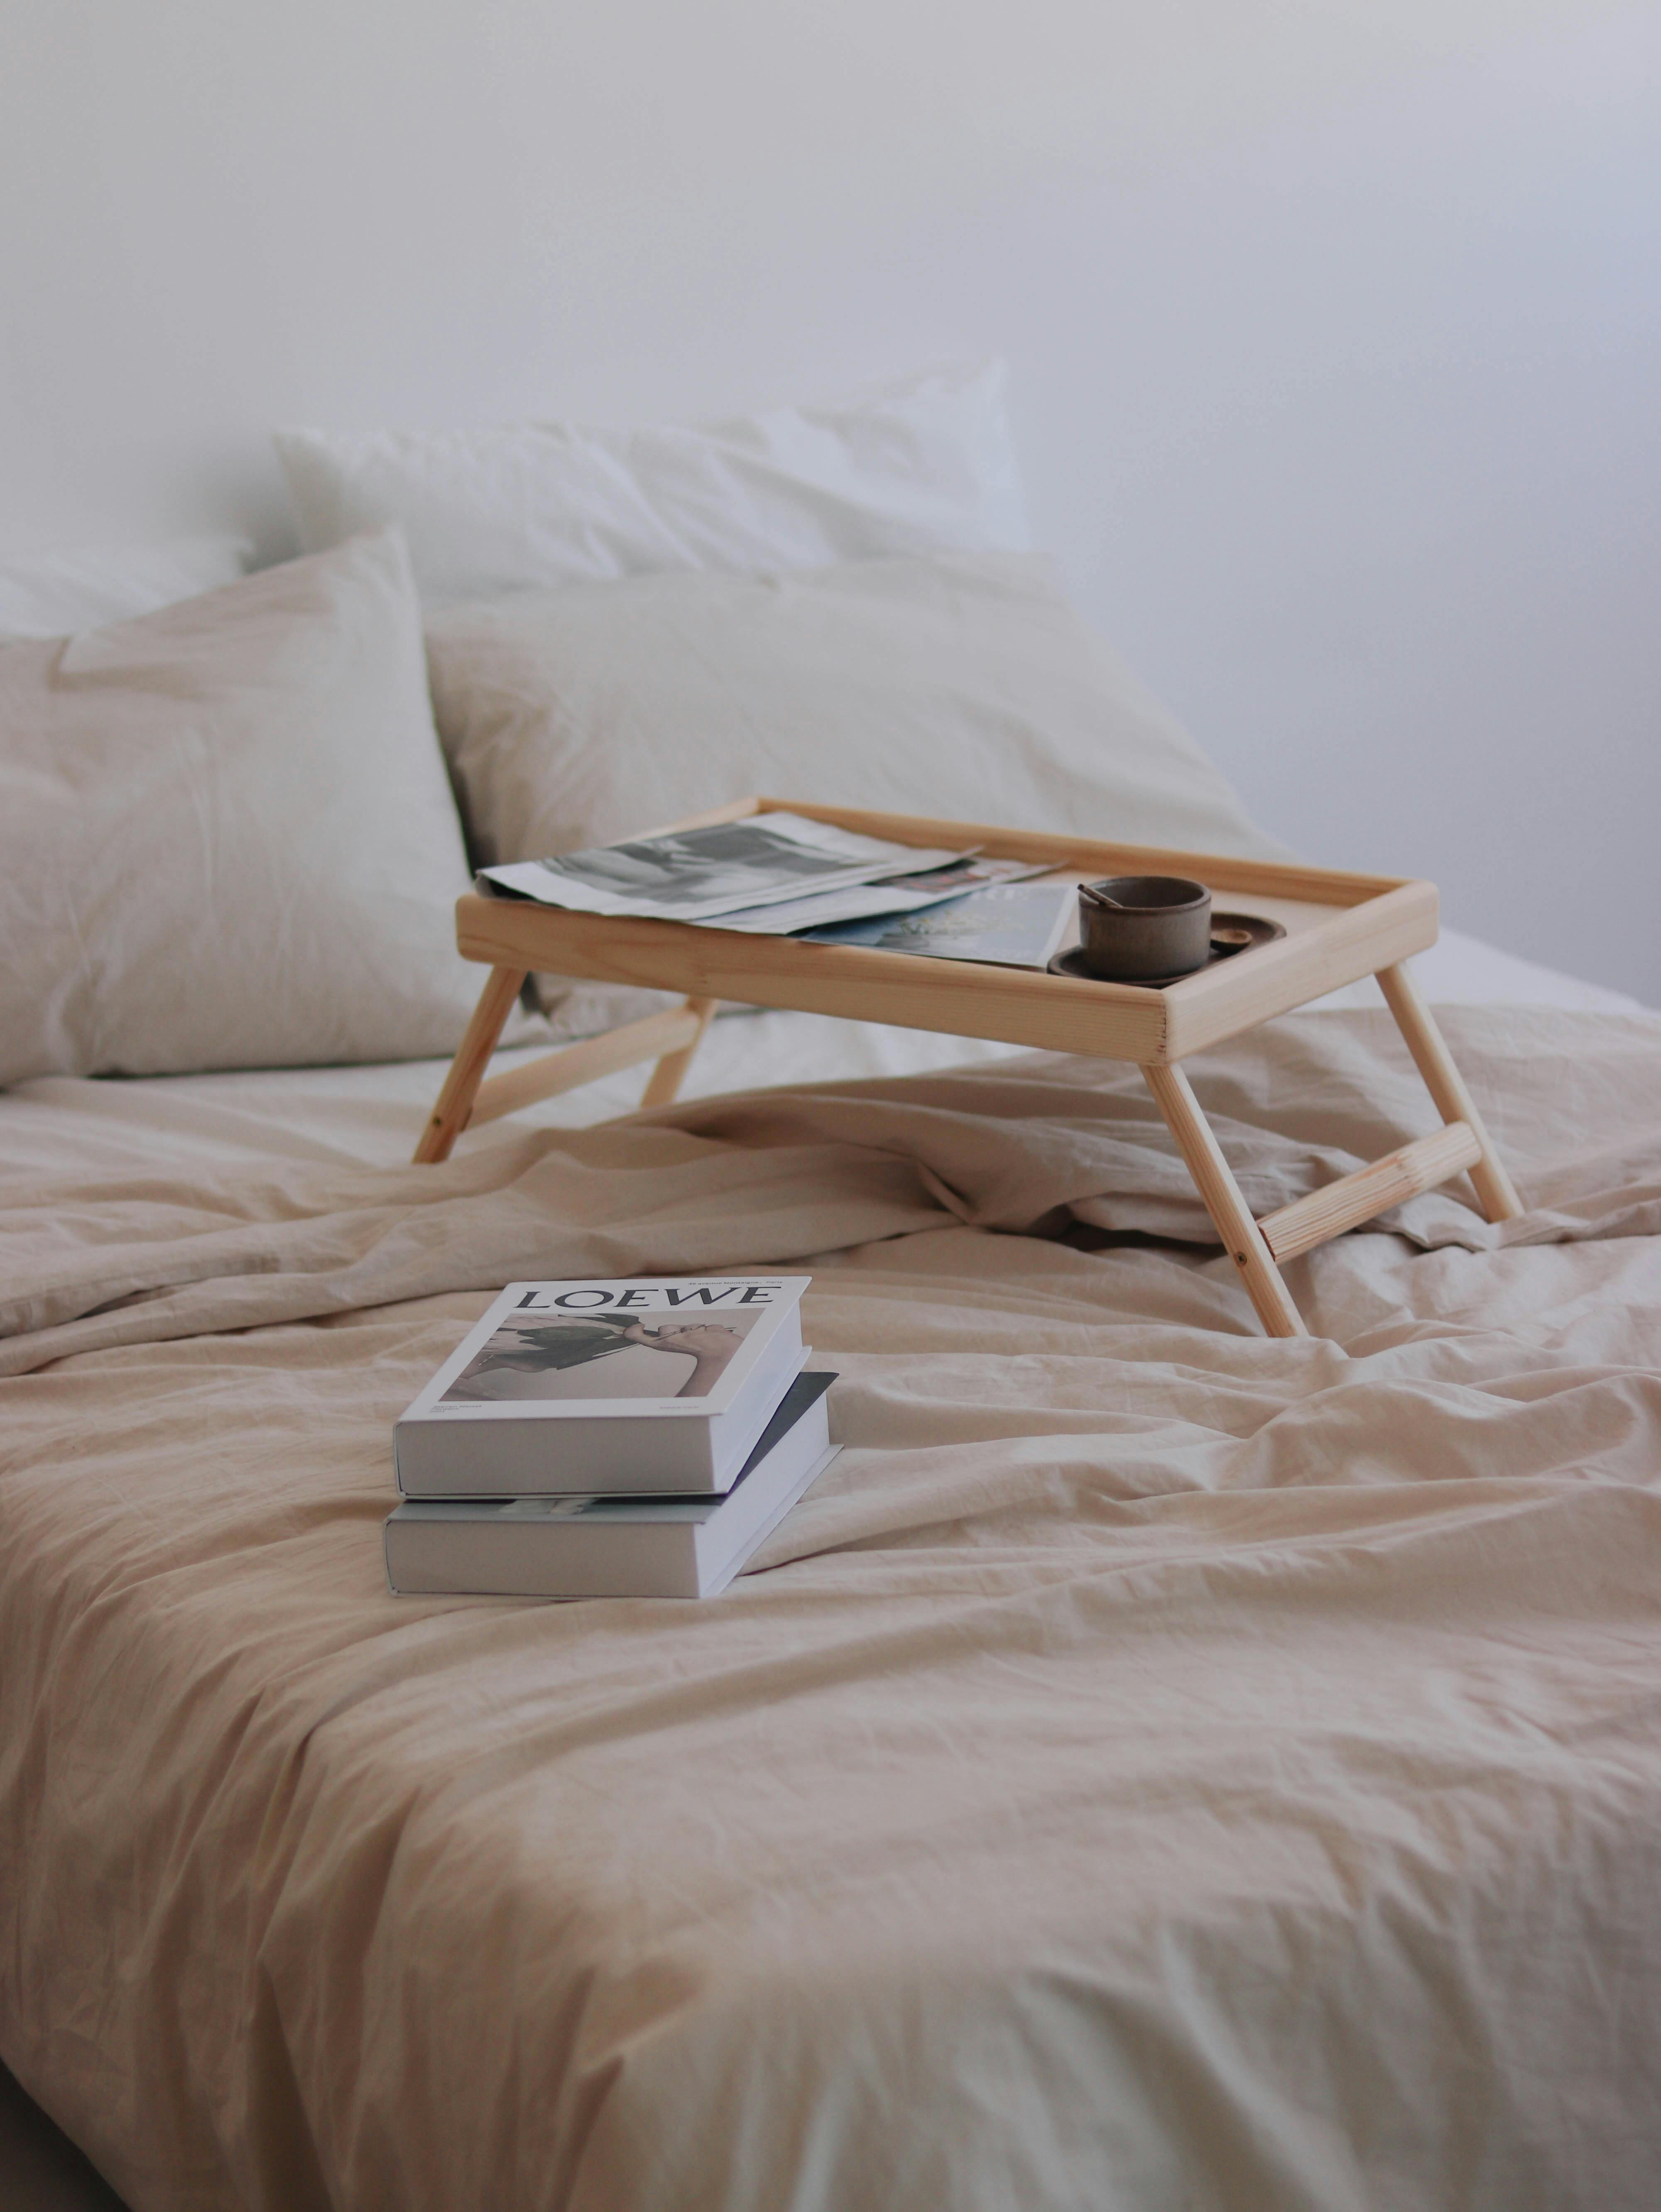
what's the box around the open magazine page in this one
[696,854,1050,935]
[804,881,1077,969]
[479,812,965,922]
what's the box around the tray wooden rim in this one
[454,797,1439,1065]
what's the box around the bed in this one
[4,376,1659,2210]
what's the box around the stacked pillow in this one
[0,529,494,1084]
[0,366,1280,1084]
[424,552,1276,1028]
[277,366,1276,1032]
[425,552,1269,869]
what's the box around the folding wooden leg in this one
[414,990,717,1163]
[1141,1062,1308,1338]
[468,1004,710,1128]
[1375,962,1523,1222]
[639,997,717,1108]
[412,966,527,1164]
[1142,966,1524,1333]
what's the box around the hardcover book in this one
[394,1277,810,1497]
[386,1370,839,1600]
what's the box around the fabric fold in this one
[4,1009,1660,1375]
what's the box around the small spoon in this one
[1078,883,1129,912]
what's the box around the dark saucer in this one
[1047,911,1286,989]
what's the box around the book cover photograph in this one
[441,1309,763,1406]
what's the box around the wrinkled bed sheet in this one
[3,1006,1660,2211]
[0,922,1639,1188]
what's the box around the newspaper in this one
[696,854,1049,935]
[479,812,967,925]
[804,881,1077,970]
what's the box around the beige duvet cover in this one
[3,1006,1660,2211]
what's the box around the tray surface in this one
[453,800,1438,1064]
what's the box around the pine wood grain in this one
[468,1004,707,1127]
[412,965,527,1164]
[1376,962,1524,1222]
[448,805,1433,1071]
[454,895,1173,1062]
[1258,1123,1483,1263]
[1160,881,1440,1057]
[1140,1061,1309,1337]
[639,997,718,1107]
[636,795,765,839]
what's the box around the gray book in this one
[386,1373,838,1600]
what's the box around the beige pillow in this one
[424,553,1281,1023]
[0,529,505,1084]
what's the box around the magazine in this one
[478,812,966,924]
[803,881,1077,969]
[697,853,1050,935]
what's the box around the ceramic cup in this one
[1077,876,1212,980]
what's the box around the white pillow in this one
[424,552,1281,1023]
[275,364,1028,610]
[0,530,503,1085]
[0,533,251,641]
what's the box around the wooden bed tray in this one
[414,798,1522,1338]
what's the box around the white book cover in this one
[394,1277,810,1496]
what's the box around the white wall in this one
[4,0,1656,999]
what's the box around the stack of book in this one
[385,1276,836,1600]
